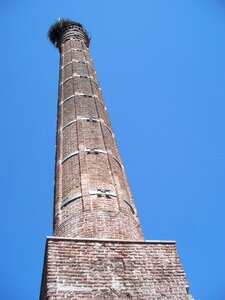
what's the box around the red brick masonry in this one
[52,23,143,241]
[40,237,192,300]
[40,20,193,300]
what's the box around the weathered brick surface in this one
[40,21,193,300]
[40,237,191,300]
[53,23,143,240]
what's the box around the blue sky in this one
[1,0,225,299]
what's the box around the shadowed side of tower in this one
[40,19,193,300]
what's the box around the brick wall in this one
[40,237,191,300]
[53,24,143,240]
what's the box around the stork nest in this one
[48,18,90,47]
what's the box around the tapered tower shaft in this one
[50,20,143,240]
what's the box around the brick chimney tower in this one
[40,19,193,299]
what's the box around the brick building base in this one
[40,237,192,300]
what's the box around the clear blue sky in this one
[1,0,225,299]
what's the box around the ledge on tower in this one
[48,18,90,48]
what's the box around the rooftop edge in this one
[46,236,176,244]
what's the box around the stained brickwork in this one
[40,237,191,300]
[52,21,143,240]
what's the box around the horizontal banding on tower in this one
[48,18,90,48]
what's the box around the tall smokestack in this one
[40,19,193,300]
[48,18,143,240]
